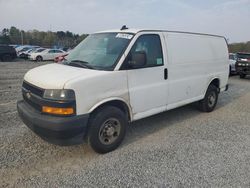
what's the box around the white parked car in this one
[17,28,229,153]
[27,48,46,59]
[18,48,33,58]
[15,45,40,53]
[29,49,66,61]
[18,48,41,58]
[229,53,237,75]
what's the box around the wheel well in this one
[91,100,131,121]
[210,78,220,88]
[209,78,220,93]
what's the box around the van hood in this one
[24,63,104,89]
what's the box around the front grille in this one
[22,81,44,97]
[23,92,42,111]
[22,81,44,111]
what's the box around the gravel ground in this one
[0,61,250,187]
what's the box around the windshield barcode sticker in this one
[116,33,133,39]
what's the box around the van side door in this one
[121,33,168,120]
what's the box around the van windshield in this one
[65,33,134,70]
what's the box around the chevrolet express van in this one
[17,28,229,153]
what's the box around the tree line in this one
[0,26,249,53]
[0,26,88,48]
[228,41,250,53]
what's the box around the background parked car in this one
[15,45,39,53]
[16,45,40,52]
[235,52,250,79]
[0,45,17,61]
[18,48,33,58]
[229,53,237,75]
[29,49,66,61]
[20,48,44,59]
[28,48,46,60]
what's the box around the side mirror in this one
[128,51,147,68]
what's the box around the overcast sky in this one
[0,0,250,43]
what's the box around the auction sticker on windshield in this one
[116,33,133,40]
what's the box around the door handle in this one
[164,68,168,80]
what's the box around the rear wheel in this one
[198,84,218,112]
[239,73,246,79]
[87,106,127,154]
[36,56,43,62]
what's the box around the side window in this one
[122,34,163,69]
[48,50,54,53]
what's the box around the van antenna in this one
[120,25,128,30]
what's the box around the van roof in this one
[96,28,225,39]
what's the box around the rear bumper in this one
[225,84,229,91]
[17,100,89,145]
[219,84,229,93]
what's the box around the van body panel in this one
[163,32,228,106]
[126,66,167,117]
[64,71,129,115]
[120,32,169,120]
[24,63,106,89]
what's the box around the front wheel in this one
[87,106,127,154]
[36,56,43,62]
[198,84,218,112]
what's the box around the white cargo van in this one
[17,28,229,153]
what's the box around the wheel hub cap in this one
[208,92,216,107]
[99,118,121,145]
[105,126,115,136]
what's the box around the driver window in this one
[121,34,163,69]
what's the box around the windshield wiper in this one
[68,60,94,69]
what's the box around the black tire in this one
[229,66,232,77]
[198,84,218,112]
[2,54,12,62]
[87,106,127,154]
[36,56,43,62]
[239,73,246,79]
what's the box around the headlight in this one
[43,89,75,101]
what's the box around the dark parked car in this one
[0,45,17,61]
[235,52,250,79]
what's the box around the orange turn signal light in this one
[42,106,74,115]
